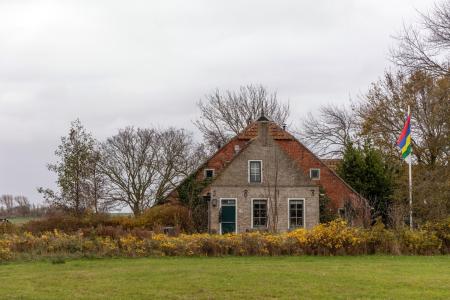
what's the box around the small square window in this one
[205,169,214,179]
[310,168,320,180]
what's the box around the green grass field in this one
[5,217,40,224]
[0,256,449,299]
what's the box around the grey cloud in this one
[0,0,434,203]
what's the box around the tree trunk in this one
[132,203,141,216]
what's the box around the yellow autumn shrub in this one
[399,228,442,255]
[1,218,449,261]
[0,238,13,260]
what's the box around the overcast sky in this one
[0,0,435,205]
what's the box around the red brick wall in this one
[166,138,249,202]
[197,139,249,179]
[276,139,358,211]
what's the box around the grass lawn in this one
[0,256,449,299]
[6,217,41,225]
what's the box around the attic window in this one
[249,160,262,183]
[310,168,320,180]
[205,169,214,179]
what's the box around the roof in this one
[257,114,270,122]
[165,118,366,209]
[321,159,342,172]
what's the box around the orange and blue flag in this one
[397,114,411,159]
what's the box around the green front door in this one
[221,199,236,234]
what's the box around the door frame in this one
[219,198,238,234]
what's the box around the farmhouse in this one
[167,114,366,234]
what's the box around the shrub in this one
[422,217,450,254]
[363,219,398,254]
[136,204,194,232]
[21,205,195,235]
[307,220,362,255]
[398,228,442,255]
[0,238,13,261]
[1,219,449,262]
[0,222,18,235]
[22,214,116,234]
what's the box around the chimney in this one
[234,144,240,154]
[257,110,269,146]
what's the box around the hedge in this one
[1,219,449,261]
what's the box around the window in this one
[310,168,320,180]
[204,169,214,179]
[289,199,304,228]
[221,199,236,206]
[249,160,262,183]
[252,199,267,228]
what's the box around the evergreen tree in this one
[337,141,395,224]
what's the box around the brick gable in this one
[223,121,363,211]
[166,120,367,223]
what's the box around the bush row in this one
[1,219,449,261]
[13,204,193,235]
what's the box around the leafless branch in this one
[297,104,357,158]
[194,84,290,149]
[391,1,450,76]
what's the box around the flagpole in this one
[408,105,413,230]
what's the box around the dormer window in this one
[310,168,320,180]
[249,160,262,183]
[205,169,214,179]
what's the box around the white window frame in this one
[219,198,238,234]
[287,198,306,229]
[251,198,269,229]
[204,168,215,179]
[309,168,320,180]
[248,160,263,183]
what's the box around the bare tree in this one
[391,1,450,76]
[14,196,30,216]
[154,128,206,203]
[99,127,159,216]
[85,149,116,213]
[99,127,203,215]
[194,85,290,148]
[14,196,30,208]
[0,195,14,212]
[298,104,357,158]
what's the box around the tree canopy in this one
[337,142,395,224]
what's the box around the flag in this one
[397,114,411,159]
